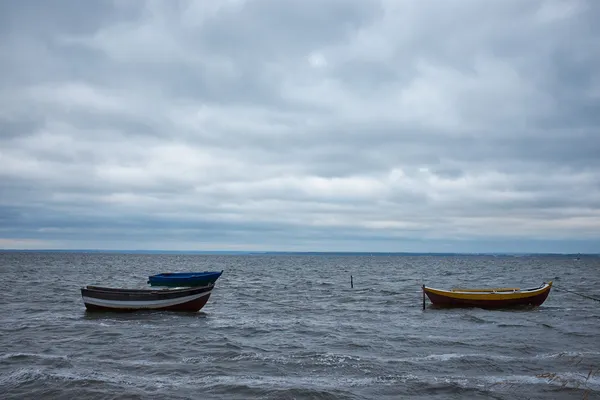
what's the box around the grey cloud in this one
[0,1,119,36]
[0,0,599,252]
[194,0,381,58]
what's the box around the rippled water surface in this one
[1,252,599,399]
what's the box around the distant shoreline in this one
[0,249,595,256]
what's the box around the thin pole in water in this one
[422,285,426,310]
[351,275,353,288]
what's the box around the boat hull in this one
[81,285,213,312]
[423,282,552,309]
[147,270,223,287]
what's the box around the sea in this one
[1,251,599,400]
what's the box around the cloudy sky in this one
[1,0,599,253]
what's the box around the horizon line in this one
[0,249,594,256]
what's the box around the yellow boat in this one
[422,281,553,309]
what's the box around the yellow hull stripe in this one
[425,282,552,301]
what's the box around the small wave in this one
[198,373,404,389]
[256,387,355,400]
[228,352,289,364]
[384,352,513,364]
[496,323,526,328]
[420,335,472,346]
[384,350,600,364]
[347,342,373,350]
[311,352,363,367]
[0,353,70,362]
[222,351,365,368]
[423,353,482,362]
[224,341,243,350]
[379,289,402,295]
[0,353,74,371]
[484,372,600,391]
[93,357,180,367]
[181,355,214,364]
[1,363,599,399]
[0,367,45,387]
[534,351,600,360]
[461,314,490,324]
[0,366,394,392]
[0,366,193,390]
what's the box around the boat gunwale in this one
[83,284,214,294]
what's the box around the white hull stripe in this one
[82,290,211,309]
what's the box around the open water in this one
[1,252,599,399]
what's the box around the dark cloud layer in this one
[1,0,599,252]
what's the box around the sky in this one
[1,0,599,254]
